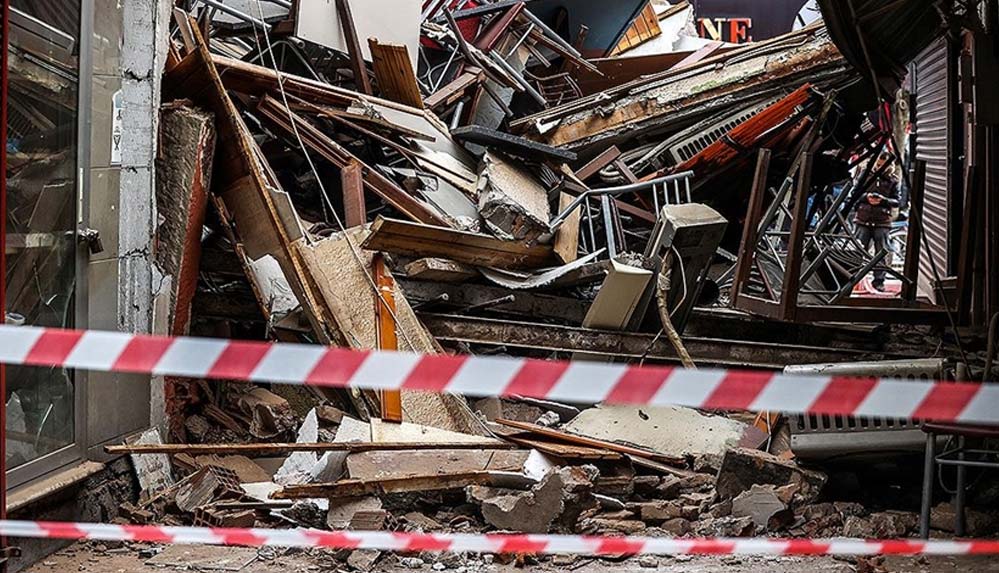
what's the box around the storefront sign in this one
[693,0,816,43]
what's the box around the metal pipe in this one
[519,9,582,57]
[488,50,546,107]
[458,294,516,313]
[198,0,271,30]
[601,195,617,259]
[919,432,935,539]
[550,171,694,228]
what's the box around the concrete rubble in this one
[76,1,999,571]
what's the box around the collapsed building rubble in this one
[85,0,999,570]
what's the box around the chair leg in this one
[955,436,967,536]
[920,432,935,539]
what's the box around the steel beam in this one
[419,313,886,369]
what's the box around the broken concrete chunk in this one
[659,517,691,536]
[731,485,792,531]
[129,428,175,497]
[473,397,544,423]
[695,515,756,537]
[656,475,683,499]
[843,511,919,539]
[467,471,564,533]
[632,476,661,497]
[476,152,551,244]
[328,496,384,530]
[237,387,297,439]
[636,500,684,523]
[930,502,999,536]
[579,517,647,535]
[346,549,381,571]
[401,512,442,532]
[562,405,753,458]
[715,447,826,505]
[175,466,243,514]
[275,409,321,486]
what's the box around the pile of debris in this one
[105,2,999,570]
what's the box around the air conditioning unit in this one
[784,359,952,460]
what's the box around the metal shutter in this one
[912,36,953,301]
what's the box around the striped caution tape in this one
[1,324,997,424]
[2,520,999,556]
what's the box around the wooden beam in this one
[553,192,580,264]
[419,313,880,368]
[106,442,516,456]
[341,160,366,228]
[273,472,498,499]
[335,0,372,95]
[731,149,772,300]
[374,255,403,423]
[574,146,621,182]
[452,125,577,162]
[779,153,814,321]
[362,216,556,270]
[256,95,448,227]
[368,39,424,109]
[425,70,483,111]
[495,419,684,466]
[902,160,926,302]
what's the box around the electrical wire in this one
[250,0,419,352]
[668,245,687,318]
[249,1,495,436]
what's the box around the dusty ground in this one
[21,541,999,573]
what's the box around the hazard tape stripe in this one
[1,325,997,424]
[2,520,998,556]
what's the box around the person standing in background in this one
[854,159,900,291]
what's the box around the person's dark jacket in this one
[855,178,900,227]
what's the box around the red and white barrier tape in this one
[1,324,997,424]
[3,520,998,556]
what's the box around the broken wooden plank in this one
[403,258,479,283]
[342,160,366,228]
[105,442,516,456]
[296,229,488,436]
[452,125,576,162]
[496,419,686,466]
[273,472,502,499]
[553,192,580,264]
[374,254,403,423]
[362,216,557,270]
[424,70,483,111]
[499,433,623,461]
[347,450,532,481]
[335,0,373,95]
[369,39,424,109]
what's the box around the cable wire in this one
[250,0,419,351]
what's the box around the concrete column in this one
[118,0,172,431]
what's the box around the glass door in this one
[4,0,82,484]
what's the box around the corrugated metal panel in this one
[913,36,952,301]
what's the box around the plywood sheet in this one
[296,0,420,68]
